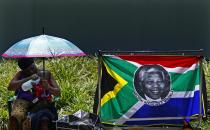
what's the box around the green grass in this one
[0,57,98,129]
[0,57,210,129]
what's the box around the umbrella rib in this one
[45,35,55,57]
[26,38,33,57]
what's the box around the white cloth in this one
[21,78,40,91]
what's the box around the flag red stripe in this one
[117,55,200,68]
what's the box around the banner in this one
[97,55,205,125]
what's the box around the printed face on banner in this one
[134,65,172,106]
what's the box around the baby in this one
[33,70,52,103]
[21,70,51,91]
[37,70,51,80]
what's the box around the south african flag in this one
[95,55,206,125]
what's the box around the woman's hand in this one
[30,74,39,80]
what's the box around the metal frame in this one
[98,49,204,56]
[97,51,103,115]
[198,58,204,128]
[97,49,204,127]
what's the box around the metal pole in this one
[42,57,45,77]
[97,50,103,118]
[198,57,203,128]
[100,49,204,56]
[42,57,47,96]
[42,27,45,35]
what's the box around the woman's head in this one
[18,58,38,76]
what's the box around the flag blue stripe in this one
[131,91,201,118]
[124,91,203,125]
[125,119,184,125]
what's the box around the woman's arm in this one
[8,71,38,91]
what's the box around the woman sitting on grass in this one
[8,58,60,130]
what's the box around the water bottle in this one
[22,78,40,91]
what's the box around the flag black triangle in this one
[100,62,118,98]
[93,62,118,113]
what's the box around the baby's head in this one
[38,70,51,80]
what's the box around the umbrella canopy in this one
[2,34,86,58]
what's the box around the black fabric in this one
[100,62,118,97]
[30,102,58,130]
[31,109,56,130]
[18,58,34,70]
[56,111,101,130]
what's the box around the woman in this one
[8,58,60,130]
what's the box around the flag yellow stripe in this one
[101,63,128,106]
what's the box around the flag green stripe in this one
[100,84,138,121]
[103,56,137,81]
[169,68,200,91]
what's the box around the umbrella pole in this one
[42,57,45,78]
[42,57,47,96]
[42,27,45,35]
